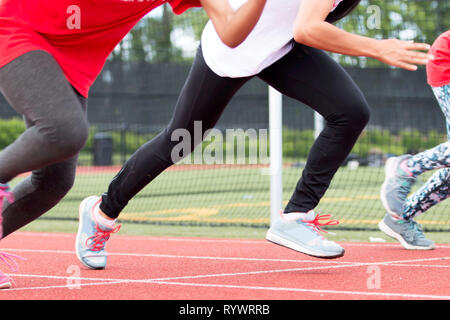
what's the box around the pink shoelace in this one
[0,185,24,287]
[0,186,14,213]
[0,252,25,287]
[85,224,121,252]
[0,185,14,241]
[302,214,340,235]
[0,252,25,273]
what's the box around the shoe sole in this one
[265,229,345,259]
[378,219,435,250]
[380,157,403,217]
[75,196,105,270]
[0,281,11,289]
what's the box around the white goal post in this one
[268,86,283,225]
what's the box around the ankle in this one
[93,203,116,228]
[400,159,416,177]
[98,208,115,222]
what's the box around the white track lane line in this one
[3,256,449,291]
[2,247,450,266]
[12,232,450,248]
[2,233,449,296]
[5,276,450,300]
[0,248,349,264]
[149,281,450,300]
[14,232,264,244]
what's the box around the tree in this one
[111,0,449,67]
[333,0,450,67]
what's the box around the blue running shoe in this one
[380,155,416,218]
[76,196,120,269]
[266,210,344,258]
[378,213,435,250]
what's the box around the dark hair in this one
[326,0,361,23]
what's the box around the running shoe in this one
[76,196,120,269]
[380,155,416,218]
[0,183,14,239]
[266,210,344,258]
[0,184,23,289]
[378,213,435,250]
[0,271,11,289]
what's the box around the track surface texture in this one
[0,232,449,300]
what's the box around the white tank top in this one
[201,0,342,78]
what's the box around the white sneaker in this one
[266,210,344,258]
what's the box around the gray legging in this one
[0,50,89,238]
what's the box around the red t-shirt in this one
[427,30,450,87]
[0,0,201,97]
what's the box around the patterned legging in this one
[403,84,450,219]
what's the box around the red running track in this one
[0,232,449,300]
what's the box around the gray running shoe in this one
[266,211,344,259]
[380,155,417,217]
[378,213,435,250]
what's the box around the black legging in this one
[101,42,371,218]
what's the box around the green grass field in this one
[11,164,450,243]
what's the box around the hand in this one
[374,39,434,71]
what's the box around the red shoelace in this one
[86,224,121,252]
[302,214,340,234]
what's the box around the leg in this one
[259,43,370,213]
[76,46,251,269]
[0,51,89,183]
[260,43,369,258]
[99,46,250,218]
[1,157,80,238]
[381,85,450,217]
[0,51,88,287]
[406,142,450,176]
[405,85,450,176]
[1,97,87,238]
[403,168,450,220]
[402,85,450,219]
[377,85,449,250]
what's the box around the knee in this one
[64,120,89,153]
[347,98,371,127]
[330,99,371,133]
[54,174,76,197]
[42,117,89,158]
[48,174,76,198]
[31,167,76,199]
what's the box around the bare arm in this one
[293,0,433,71]
[200,0,266,48]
